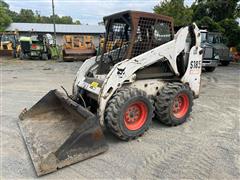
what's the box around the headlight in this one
[214,54,220,60]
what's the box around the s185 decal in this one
[190,61,201,69]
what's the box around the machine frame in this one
[73,11,203,126]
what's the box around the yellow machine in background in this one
[99,38,127,52]
[62,35,96,61]
[0,32,19,57]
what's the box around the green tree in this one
[219,19,240,47]
[196,16,224,32]
[0,0,8,8]
[35,10,41,23]
[40,16,51,23]
[0,0,12,31]
[1,0,81,26]
[153,0,193,26]
[234,3,240,18]
[50,14,61,24]
[7,10,19,22]
[60,16,73,24]
[18,9,36,23]
[74,20,81,25]
[192,0,239,22]
[192,0,240,46]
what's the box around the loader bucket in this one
[0,49,13,56]
[18,90,108,176]
[63,49,96,61]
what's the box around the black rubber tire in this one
[105,87,154,141]
[12,49,17,58]
[205,67,216,72]
[20,52,24,60]
[42,53,48,60]
[221,61,230,66]
[155,82,193,126]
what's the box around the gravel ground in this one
[1,59,240,179]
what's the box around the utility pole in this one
[52,0,57,45]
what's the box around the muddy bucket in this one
[18,90,108,176]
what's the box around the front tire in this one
[155,83,193,126]
[12,49,17,58]
[42,53,48,60]
[20,52,24,60]
[205,67,216,72]
[221,61,230,66]
[105,87,154,141]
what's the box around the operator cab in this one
[97,10,174,74]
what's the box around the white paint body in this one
[73,24,203,126]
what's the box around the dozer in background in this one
[62,35,96,61]
[19,11,203,176]
[0,32,19,58]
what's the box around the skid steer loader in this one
[0,32,19,57]
[19,11,203,176]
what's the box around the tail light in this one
[31,44,37,49]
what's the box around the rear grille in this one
[203,47,213,59]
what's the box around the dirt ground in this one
[1,59,240,179]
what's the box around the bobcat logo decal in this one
[117,67,126,78]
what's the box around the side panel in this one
[72,57,97,97]
[128,79,165,96]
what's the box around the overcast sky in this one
[5,0,194,25]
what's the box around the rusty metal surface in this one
[103,11,174,60]
[0,49,13,56]
[64,49,96,55]
[98,10,174,73]
[63,49,96,61]
[63,55,94,61]
[103,10,173,23]
[18,90,108,176]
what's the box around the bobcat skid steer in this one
[19,11,203,176]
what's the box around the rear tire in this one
[20,52,24,60]
[205,67,216,72]
[42,53,48,60]
[155,83,193,126]
[105,87,154,141]
[12,49,17,58]
[221,61,230,66]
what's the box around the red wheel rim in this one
[124,101,148,130]
[172,93,189,119]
